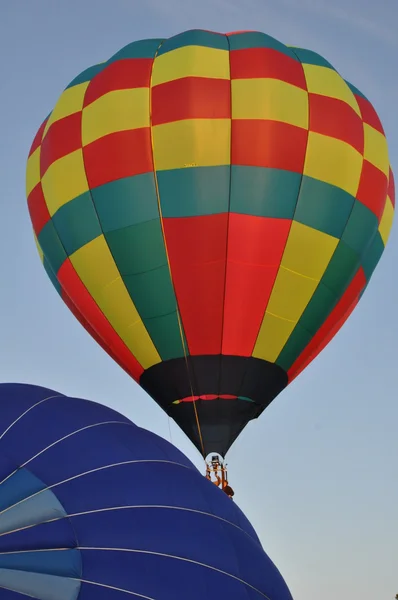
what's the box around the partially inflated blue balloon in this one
[0,383,293,600]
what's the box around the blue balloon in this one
[0,383,293,600]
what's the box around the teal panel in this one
[109,38,164,61]
[157,166,230,218]
[341,200,378,255]
[0,468,46,512]
[294,176,355,238]
[321,241,360,297]
[66,63,105,88]
[230,166,301,218]
[228,31,296,58]
[0,488,66,535]
[297,283,338,335]
[92,174,159,232]
[43,256,62,295]
[105,220,166,274]
[290,47,334,69]
[124,266,176,319]
[157,29,229,55]
[0,549,81,578]
[144,312,184,360]
[52,192,102,256]
[361,231,385,280]
[276,324,313,371]
[345,80,368,100]
[38,220,67,275]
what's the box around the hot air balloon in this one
[0,382,294,600]
[26,29,395,460]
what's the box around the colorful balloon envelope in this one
[26,29,395,457]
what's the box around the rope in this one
[149,46,206,460]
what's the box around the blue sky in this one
[1,1,397,598]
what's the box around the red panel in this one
[222,214,291,356]
[355,94,384,134]
[356,160,388,221]
[58,259,144,381]
[178,394,237,403]
[231,120,308,172]
[27,183,51,235]
[83,128,153,189]
[388,167,395,207]
[40,112,82,176]
[151,77,231,125]
[288,267,366,381]
[163,214,229,355]
[29,118,48,156]
[309,94,364,154]
[230,47,306,89]
[84,59,153,106]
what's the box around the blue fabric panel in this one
[0,395,131,468]
[0,384,65,436]
[80,550,275,600]
[0,518,76,552]
[0,467,46,512]
[26,422,192,487]
[0,488,66,535]
[0,568,81,600]
[0,452,20,482]
[0,549,81,577]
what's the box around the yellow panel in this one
[266,267,319,322]
[303,64,360,116]
[43,82,89,136]
[26,147,41,196]
[378,197,394,245]
[82,88,150,146]
[231,78,308,128]
[253,313,296,363]
[304,131,363,196]
[41,149,89,216]
[363,124,389,176]
[70,236,161,369]
[34,233,44,262]
[152,119,230,171]
[151,45,230,86]
[281,221,338,279]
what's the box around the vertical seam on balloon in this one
[36,103,147,380]
[148,40,206,459]
[277,62,369,376]
[0,394,63,440]
[215,33,234,426]
[77,66,163,366]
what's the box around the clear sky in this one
[1,1,397,598]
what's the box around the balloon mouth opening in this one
[172,394,256,405]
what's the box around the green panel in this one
[123,266,183,360]
[341,201,378,256]
[109,39,164,61]
[158,30,229,55]
[157,166,230,218]
[230,166,301,218]
[295,176,355,238]
[290,47,334,69]
[276,324,313,371]
[228,31,296,58]
[345,80,368,100]
[321,241,360,297]
[124,266,175,319]
[66,64,105,89]
[298,283,338,335]
[105,220,166,275]
[92,175,159,233]
[43,256,62,295]
[52,192,102,256]
[361,231,385,280]
[144,312,184,360]
[38,220,67,275]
